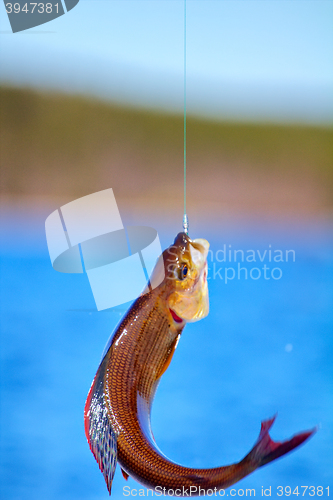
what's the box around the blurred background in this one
[0,1,332,499]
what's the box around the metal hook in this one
[183,214,189,235]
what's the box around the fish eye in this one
[178,263,188,281]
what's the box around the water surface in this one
[1,208,332,499]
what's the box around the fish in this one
[84,232,315,495]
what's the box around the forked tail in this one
[243,415,316,469]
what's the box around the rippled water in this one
[1,208,332,499]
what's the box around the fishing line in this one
[183,0,189,235]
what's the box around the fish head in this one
[163,232,209,322]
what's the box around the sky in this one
[0,0,332,123]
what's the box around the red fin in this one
[246,415,316,468]
[121,468,129,481]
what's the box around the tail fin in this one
[245,415,316,468]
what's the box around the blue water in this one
[1,208,332,500]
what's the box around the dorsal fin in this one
[84,357,117,495]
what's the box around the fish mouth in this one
[168,236,210,323]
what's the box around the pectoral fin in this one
[85,357,117,495]
[157,334,181,378]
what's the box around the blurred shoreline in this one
[1,86,332,226]
[2,193,333,228]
